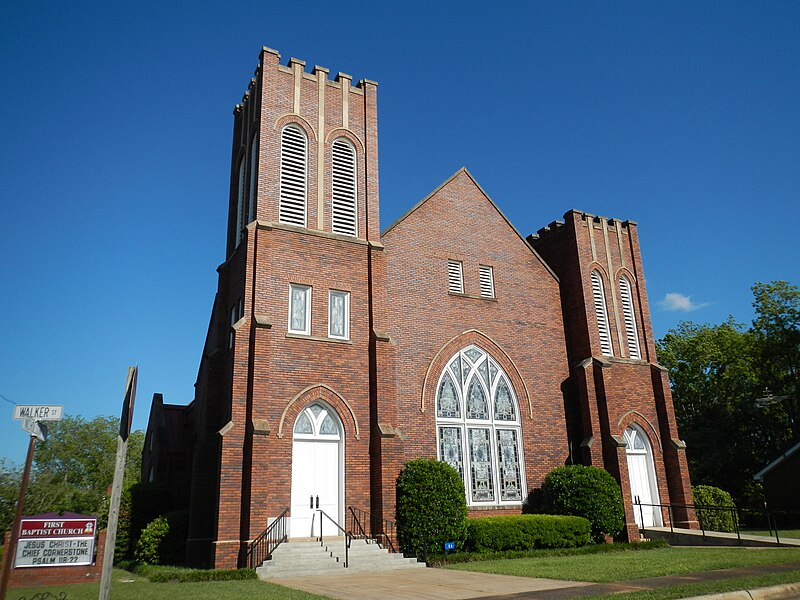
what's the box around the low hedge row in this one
[132,564,257,583]
[465,514,592,552]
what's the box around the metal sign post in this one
[99,366,137,600]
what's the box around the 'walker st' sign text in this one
[12,405,64,421]
[15,515,97,567]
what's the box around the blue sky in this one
[1,1,798,464]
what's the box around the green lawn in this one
[743,528,800,539]
[9,568,329,600]
[446,547,800,582]
[582,570,800,600]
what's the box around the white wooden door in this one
[624,426,661,528]
[627,453,655,527]
[290,404,342,537]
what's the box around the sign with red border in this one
[15,516,97,568]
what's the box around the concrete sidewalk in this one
[272,561,800,600]
[271,567,592,599]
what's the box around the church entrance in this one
[290,402,343,537]
[624,425,662,528]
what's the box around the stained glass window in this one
[328,290,349,339]
[497,429,522,501]
[494,378,515,421]
[435,345,524,506]
[294,412,313,434]
[437,375,460,418]
[439,427,464,478]
[466,379,489,420]
[289,284,310,334]
[320,414,338,435]
[469,428,494,502]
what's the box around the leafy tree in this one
[0,415,144,536]
[658,280,799,506]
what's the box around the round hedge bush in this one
[396,459,468,560]
[540,465,624,543]
[692,485,736,533]
[133,510,189,565]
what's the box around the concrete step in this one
[256,538,424,580]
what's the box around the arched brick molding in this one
[274,113,318,141]
[421,329,532,418]
[617,410,663,454]
[277,384,360,439]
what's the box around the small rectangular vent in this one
[448,260,464,294]
[479,265,495,298]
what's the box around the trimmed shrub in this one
[396,459,468,560]
[129,482,171,553]
[466,514,591,552]
[133,510,189,565]
[693,485,736,533]
[540,465,625,543]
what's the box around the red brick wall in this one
[2,530,106,589]
[381,169,572,507]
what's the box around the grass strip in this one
[581,569,800,599]
[446,547,800,582]
[131,563,257,582]
[429,540,669,566]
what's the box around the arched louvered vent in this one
[247,133,258,224]
[619,275,641,359]
[235,155,246,246]
[331,138,357,236]
[591,270,614,356]
[279,124,307,227]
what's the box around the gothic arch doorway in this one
[624,425,662,527]
[290,402,343,537]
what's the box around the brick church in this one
[142,47,696,569]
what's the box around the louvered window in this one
[591,270,614,356]
[619,275,641,359]
[279,124,307,227]
[247,134,259,224]
[479,265,495,298]
[331,138,357,236]
[235,155,246,246]
[448,260,464,294]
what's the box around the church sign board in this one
[15,513,97,568]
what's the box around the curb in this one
[681,582,800,599]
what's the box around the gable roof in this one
[753,438,800,481]
[382,167,559,281]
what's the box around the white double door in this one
[627,452,658,527]
[290,439,340,537]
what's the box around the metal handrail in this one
[317,509,351,568]
[245,506,290,569]
[632,500,800,545]
[348,506,397,553]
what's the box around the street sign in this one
[21,417,47,441]
[12,405,63,421]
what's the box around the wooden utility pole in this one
[98,366,137,600]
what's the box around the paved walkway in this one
[272,561,800,600]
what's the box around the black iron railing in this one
[348,506,398,553]
[633,499,800,545]
[317,509,351,568]
[245,506,289,568]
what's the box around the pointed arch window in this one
[619,275,641,359]
[279,124,308,227]
[331,138,357,236]
[235,154,246,247]
[436,345,525,505]
[591,270,613,356]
